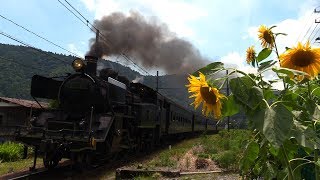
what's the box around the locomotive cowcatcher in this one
[15,56,216,169]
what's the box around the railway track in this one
[1,130,219,179]
[0,160,72,180]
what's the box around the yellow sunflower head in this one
[246,46,256,64]
[186,72,226,119]
[279,40,320,79]
[258,25,275,49]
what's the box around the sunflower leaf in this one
[256,48,272,62]
[192,62,224,76]
[258,60,277,72]
[275,33,287,36]
[240,141,260,173]
[229,76,260,110]
[221,95,240,117]
[250,103,294,147]
[272,67,308,77]
[269,25,277,29]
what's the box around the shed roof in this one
[0,97,48,109]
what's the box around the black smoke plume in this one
[87,11,209,74]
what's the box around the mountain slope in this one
[0,43,192,109]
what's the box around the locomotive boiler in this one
[15,56,216,169]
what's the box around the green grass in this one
[72,130,250,179]
[0,142,25,162]
[180,173,240,179]
[0,157,41,176]
[139,130,252,171]
[0,142,33,163]
[198,129,252,171]
[146,137,203,168]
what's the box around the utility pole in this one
[314,8,320,43]
[156,71,159,92]
[226,69,230,131]
[94,29,100,57]
[96,29,100,43]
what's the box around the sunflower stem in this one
[282,144,294,180]
[315,148,319,180]
[255,60,264,88]
[273,37,287,90]
[307,81,312,100]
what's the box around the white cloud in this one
[220,52,285,89]
[68,43,85,57]
[242,0,319,89]
[80,0,207,39]
[81,0,96,11]
[247,0,319,52]
[220,52,257,74]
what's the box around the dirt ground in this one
[177,145,222,172]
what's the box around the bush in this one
[212,150,237,170]
[0,142,24,162]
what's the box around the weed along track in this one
[82,130,246,179]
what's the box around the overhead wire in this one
[308,20,319,43]
[296,10,314,43]
[63,0,114,46]
[301,20,316,43]
[311,24,320,44]
[58,0,152,76]
[57,0,95,32]
[0,13,81,57]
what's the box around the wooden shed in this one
[0,97,48,127]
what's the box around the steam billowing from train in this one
[87,11,209,74]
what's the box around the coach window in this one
[0,115,2,125]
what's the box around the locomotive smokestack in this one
[85,55,98,75]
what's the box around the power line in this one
[308,20,319,42]
[62,0,113,46]
[57,0,152,76]
[57,0,112,47]
[310,7,320,43]
[301,19,316,42]
[57,0,94,31]
[296,10,314,43]
[0,31,70,64]
[121,53,152,75]
[0,13,81,57]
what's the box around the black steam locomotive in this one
[15,56,217,169]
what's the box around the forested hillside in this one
[0,43,192,109]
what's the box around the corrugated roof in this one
[0,97,48,109]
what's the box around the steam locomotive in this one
[15,56,217,169]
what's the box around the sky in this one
[0,0,319,80]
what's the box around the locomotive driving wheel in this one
[43,152,60,169]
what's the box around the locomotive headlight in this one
[72,58,85,72]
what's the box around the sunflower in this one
[186,72,226,119]
[246,46,256,64]
[258,25,275,49]
[279,40,320,79]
